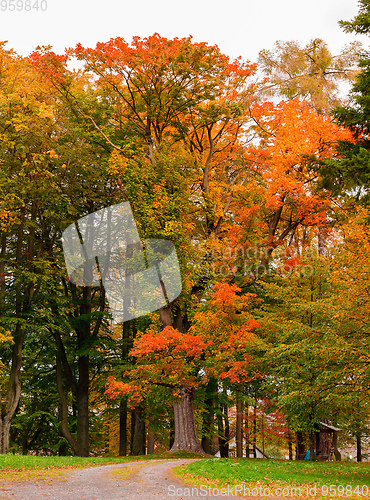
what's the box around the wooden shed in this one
[295,421,341,461]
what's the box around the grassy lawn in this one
[0,451,202,482]
[175,458,370,499]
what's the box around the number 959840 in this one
[1,0,47,11]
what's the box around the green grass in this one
[175,458,370,498]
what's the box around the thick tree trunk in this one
[296,431,305,460]
[356,434,362,462]
[201,424,212,454]
[158,306,205,454]
[170,387,205,454]
[158,305,172,329]
[131,405,146,455]
[55,277,104,458]
[57,404,69,457]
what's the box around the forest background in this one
[0,0,370,462]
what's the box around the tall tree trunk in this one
[217,404,229,458]
[236,393,243,458]
[252,404,257,458]
[356,434,362,462]
[201,378,216,455]
[131,405,146,455]
[57,404,69,456]
[119,318,132,456]
[170,386,204,454]
[217,408,226,457]
[159,304,205,455]
[224,406,229,457]
[296,431,305,460]
[119,398,128,456]
[245,406,249,458]
[75,284,92,457]
[76,353,89,457]
[169,417,175,450]
[287,430,293,460]
[55,356,79,455]
[119,247,135,456]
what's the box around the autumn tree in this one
[0,41,122,456]
[31,34,260,453]
[210,98,354,289]
[255,251,345,458]
[258,38,361,112]
[105,282,261,453]
[0,44,70,453]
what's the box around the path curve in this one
[0,459,239,499]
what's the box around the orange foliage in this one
[130,326,210,359]
[192,282,262,384]
[219,98,355,278]
[250,99,354,220]
[105,283,262,400]
[105,377,142,406]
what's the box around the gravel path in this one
[0,459,240,499]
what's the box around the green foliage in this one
[339,0,370,35]
[255,253,351,432]
[324,1,370,200]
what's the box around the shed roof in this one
[320,421,341,432]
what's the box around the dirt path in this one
[0,459,239,499]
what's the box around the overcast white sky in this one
[0,0,367,63]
